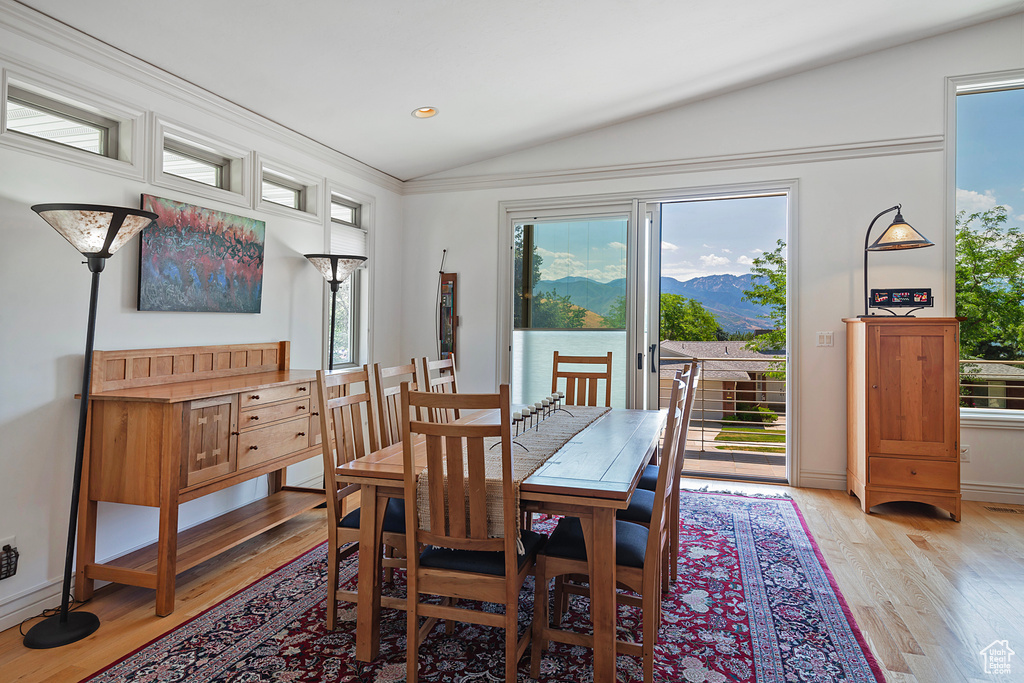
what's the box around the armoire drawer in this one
[869,456,958,491]
[237,417,311,469]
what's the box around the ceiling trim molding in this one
[0,0,404,194]
[404,135,944,195]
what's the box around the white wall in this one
[400,15,1024,499]
[0,5,403,628]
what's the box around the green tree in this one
[513,227,543,328]
[741,239,787,352]
[660,294,720,341]
[601,295,627,329]
[533,291,586,329]
[956,207,1024,360]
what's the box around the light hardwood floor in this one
[1,482,1022,683]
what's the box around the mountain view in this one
[534,273,770,332]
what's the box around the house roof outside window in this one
[659,341,784,381]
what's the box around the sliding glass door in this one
[511,216,632,407]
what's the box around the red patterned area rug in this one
[82,491,885,682]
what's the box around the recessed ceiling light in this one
[412,107,438,118]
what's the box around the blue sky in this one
[956,87,1024,222]
[526,195,788,284]
[660,196,787,281]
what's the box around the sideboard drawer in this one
[237,417,311,469]
[240,382,311,408]
[869,456,958,491]
[240,398,310,429]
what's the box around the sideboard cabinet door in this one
[183,395,239,487]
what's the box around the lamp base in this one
[23,610,99,649]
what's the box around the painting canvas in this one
[139,195,265,313]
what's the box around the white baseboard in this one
[798,470,847,490]
[0,577,63,634]
[962,480,1024,505]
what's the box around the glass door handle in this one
[649,343,658,373]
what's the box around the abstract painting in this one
[139,195,265,313]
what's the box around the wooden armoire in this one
[844,317,961,521]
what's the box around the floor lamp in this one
[860,204,934,317]
[304,254,367,369]
[25,204,157,649]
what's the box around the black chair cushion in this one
[419,529,547,577]
[540,517,648,569]
[339,497,406,534]
[638,464,659,491]
[617,488,653,524]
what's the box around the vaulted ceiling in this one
[19,0,1024,180]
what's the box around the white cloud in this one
[736,255,754,265]
[702,244,713,249]
[700,254,731,267]
[535,246,625,282]
[607,241,627,250]
[661,241,678,251]
[956,188,1001,214]
[751,248,763,253]
[721,248,732,253]
[1016,214,1024,222]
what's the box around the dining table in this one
[333,405,666,683]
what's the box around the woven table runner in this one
[416,405,611,546]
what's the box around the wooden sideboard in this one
[844,318,961,521]
[75,341,325,615]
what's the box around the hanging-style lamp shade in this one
[32,204,158,258]
[305,254,367,291]
[866,210,934,251]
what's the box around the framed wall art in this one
[139,195,265,313]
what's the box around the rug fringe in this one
[681,484,793,499]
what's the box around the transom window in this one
[5,85,118,157]
[162,135,230,188]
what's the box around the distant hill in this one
[534,273,772,332]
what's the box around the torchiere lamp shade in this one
[305,254,366,290]
[31,204,157,258]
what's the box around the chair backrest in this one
[644,374,684,566]
[317,366,379,526]
[418,355,460,423]
[551,351,613,407]
[374,360,419,447]
[401,383,517,560]
[672,361,700,480]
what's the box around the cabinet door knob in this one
[298,386,308,392]
[231,431,240,435]
[250,394,260,400]
[297,432,306,437]
[297,405,306,410]
[910,469,917,475]
[249,415,259,421]
[249,445,259,451]
[871,385,878,389]
[311,411,320,416]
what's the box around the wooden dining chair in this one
[400,382,546,683]
[632,362,699,583]
[530,374,685,683]
[418,354,460,423]
[373,359,419,447]
[317,367,406,630]
[551,351,613,407]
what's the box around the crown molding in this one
[404,135,944,195]
[0,0,404,195]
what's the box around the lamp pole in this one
[328,280,339,370]
[862,205,900,318]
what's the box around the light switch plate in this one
[816,331,834,347]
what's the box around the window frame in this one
[321,184,373,369]
[150,115,251,208]
[947,69,1024,427]
[255,154,322,221]
[0,67,145,180]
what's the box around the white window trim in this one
[322,181,375,368]
[945,68,1024,430]
[255,153,322,222]
[0,66,145,180]
[150,114,252,208]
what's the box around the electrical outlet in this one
[816,331,834,347]
[960,444,971,462]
